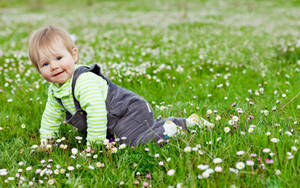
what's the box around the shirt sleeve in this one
[40,86,64,144]
[74,72,108,146]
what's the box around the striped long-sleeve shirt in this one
[40,66,108,146]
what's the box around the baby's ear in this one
[72,48,78,62]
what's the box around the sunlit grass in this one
[0,0,299,187]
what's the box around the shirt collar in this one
[50,64,83,98]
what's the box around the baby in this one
[28,25,213,147]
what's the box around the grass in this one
[0,0,299,187]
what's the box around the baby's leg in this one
[135,117,188,144]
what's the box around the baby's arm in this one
[75,72,108,147]
[40,86,64,145]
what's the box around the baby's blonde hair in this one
[28,25,76,70]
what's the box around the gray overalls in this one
[56,64,187,146]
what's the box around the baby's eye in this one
[42,62,49,67]
[57,56,62,61]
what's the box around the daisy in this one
[228,120,233,125]
[236,151,245,155]
[263,148,271,153]
[197,164,209,170]
[119,144,126,149]
[71,148,78,155]
[232,116,239,122]
[202,171,210,178]
[215,166,222,172]
[111,147,118,153]
[184,146,191,152]
[271,138,279,143]
[67,166,74,171]
[48,179,54,185]
[167,169,175,176]
[248,128,254,133]
[224,127,230,133]
[213,158,222,164]
[207,109,212,115]
[235,162,245,170]
[246,160,254,166]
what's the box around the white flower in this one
[103,139,109,145]
[228,120,233,125]
[263,148,271,153]
[197,164,209,170]
[67,166,74,171]
[54,169,59,175]
[167,169,175,176]
[265,132,271,136]
[60,169,65,174]
[236,151,245,155]
[154,154,160,158]
[119,144,126,149]
[215,115,221,121]
[71,148,78,155]
[229,168,239,174]
[111,147,118,153]
[236,162,245,170]
[285,131,292,136]
[246,160,254,166]
[167,158,171,162]
[291,146,297,151]
[213,158,222,164]
[184,146,191,152]
[248,128,254,133]
[215,166,222,172]
[232,116,239,122]
[163,120,178,137]
[93,154,98,159]
[88,165,94,170]
[48,179,54,185]
[0,169,8,176]
[202,171,210,178]
[31,145,38,149]
[275,169,281,175]
[159,161,164,166]
[224,127,230,133]
[26,166,32,171]
[207,109,212,115]
[271,138,279,143]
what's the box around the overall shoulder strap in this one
[71,65,91,111]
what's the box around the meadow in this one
[0,0,299,187]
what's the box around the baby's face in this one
[37,40,78,85]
